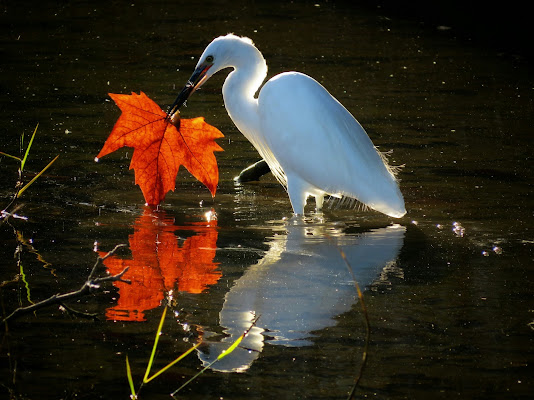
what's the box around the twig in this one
[1,244,129,324]
[0,203,26,225]
[88,244,127,280]
[58,302,99,321]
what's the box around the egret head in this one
[168,34,263,117]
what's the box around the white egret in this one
[169,34,406,217]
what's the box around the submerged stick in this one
[1,244,129,324]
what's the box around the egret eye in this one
[205,55,214,63]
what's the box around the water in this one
[1,1,533,399]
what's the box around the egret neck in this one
[221,46,267,148]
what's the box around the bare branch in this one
[88,243,128,280]
[1,246,129,324]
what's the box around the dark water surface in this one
[1,1,533,399]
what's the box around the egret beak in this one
[168,63,212,118]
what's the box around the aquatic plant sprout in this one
[125,307,257,399]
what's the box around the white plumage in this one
[170,34,406,217]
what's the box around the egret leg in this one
[286,174,310,215]
[234,159,270,183]
[314,194,324,211]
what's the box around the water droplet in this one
[205,209,217,222]
[452,221,465,237]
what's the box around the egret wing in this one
[258,72,405,217]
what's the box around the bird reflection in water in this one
[197,219,405,372]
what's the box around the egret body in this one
[170,34,406,217]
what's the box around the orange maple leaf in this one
[96,92,224,205]
[100,208,221,322]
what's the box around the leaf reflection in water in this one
[198,221,405,372]
[100,207,220,322]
